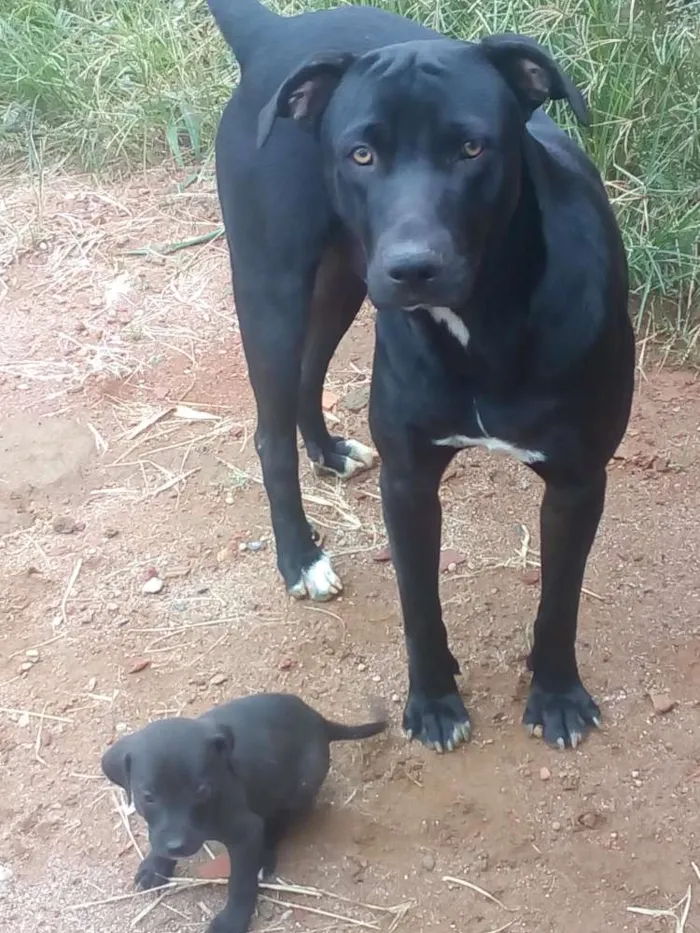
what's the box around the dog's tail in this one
[324,704,388,743]
[207,0,280,66]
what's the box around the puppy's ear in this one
[480,33,588,125]
[210,723,235,760]
[101,737,134,804]
[257,51,355,148]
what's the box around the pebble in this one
[421,853,436,872]
[19,662,33,673]
[539,767,551,781]
[649,692,676,715]
[0,865,13,883]
[392,694,400,704]
[142,576,164,595]
[551,821,562,832]
[341,385,370,412]
[357,662,367,672]
[26,649,39,661]
[257,901,275,922]
[210,673,228,686]
[52,515,78,535]
[17,712,30,728]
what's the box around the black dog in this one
[102,693,386,933]
[208,0,635,752]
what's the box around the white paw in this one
[289,553,343,601]
[339,439,376,476]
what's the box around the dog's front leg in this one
[208,814,264,933]
[380,448,471,752]
[523,470,606,748]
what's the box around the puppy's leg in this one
[523,469,606,749]
[208,814,264,933]
[298,248,373,480]
[380,446,470,752]
[259,811,295,879]
[135,852,176,890]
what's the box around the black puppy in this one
[208,0,635,752]
[102,693,386,933]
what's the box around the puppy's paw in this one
[135,854,176,891]
[207,907,252,933]
[403,688,471,753]
[310,436,376,480]
[523,678,601,749]
[288,552,342,602]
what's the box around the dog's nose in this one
[385,246,441,286]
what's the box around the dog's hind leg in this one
[216,109,343,601]
[298,245,374,480]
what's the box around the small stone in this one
[257,900,275,922]
[649,692,676,715]
[210,673,228,686]
[522,568,540,585]
[392,694,400,704]
[551,821,561,832]
[421,853,436,872]
[341,385,371,412]
[52,515,78,534]
[247,540,264,552]
[115,722,128,734]
[357,662,367,672]
[238,542,248,552]
[104,527,119,538]
[142,576,164,595]
[26,649,40,661]
[372,674,381,683]
[225,494,234,505]
[19,662,33,673]
[87,677,97,692]
[17,712,30,728]
[539,767,551,781]
[577,810,603,830]
[0,865,13,883]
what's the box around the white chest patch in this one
[433,406,546,465]
[426,306,470,349]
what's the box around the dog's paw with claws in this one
[403,688,471,752]
[135,854,176,891]
[310,436,376,480]
[288,553,342,601]
[523,678,601,749]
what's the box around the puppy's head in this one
[259,35,587,312]
[101,717,235,859]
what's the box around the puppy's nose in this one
[385,245,441,286]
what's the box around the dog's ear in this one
[480,33,589,125]
[101,737,134,804]
[209,723,235,761]
[257,52,356,148]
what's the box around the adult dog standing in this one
[207,0,635,753]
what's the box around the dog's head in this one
[258,34,587,311]
[101,717,236,859]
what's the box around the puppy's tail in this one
[207,0,280,66]
[324,706,388,743]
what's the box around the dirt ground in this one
[1,167,699,933]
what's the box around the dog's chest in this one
[375,307,557,466]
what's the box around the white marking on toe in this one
[426,306,471,348]
[343,438,376,469]
[290,553,342,602]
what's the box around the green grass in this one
[1,0,699,343]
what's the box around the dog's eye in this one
[460,140,483,160]
[350,146,374,166]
